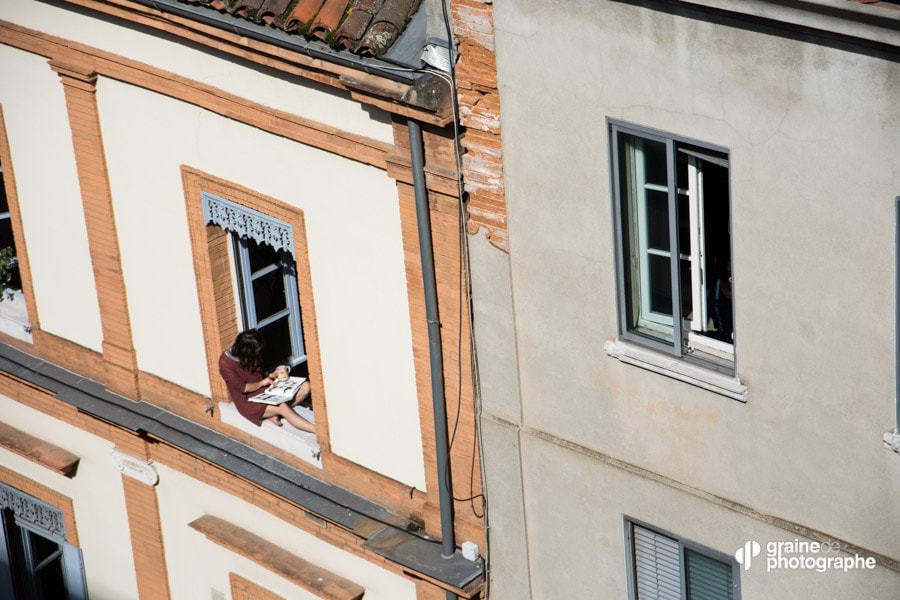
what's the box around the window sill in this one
[604,339,747,402]
[0,290,32,343]
[218,402,322,468]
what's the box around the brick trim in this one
[119,459,172,600]
[49,58,141,400]
[191,515,365,600]
[229,572,286,600]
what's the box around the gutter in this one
[130,0,419,84]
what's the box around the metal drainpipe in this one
[408,120,457,569]
[895,196,900,434]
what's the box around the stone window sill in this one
[219,402,322,468]
[605,339,747,402]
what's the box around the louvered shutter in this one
[633,524,682,600]
[685,548,734,600]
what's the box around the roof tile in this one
[177,0,421,58]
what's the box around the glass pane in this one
[259,317,292,371]
[252,269,287,322]
[643,138,668,187]
[681,258,693,322]
[28,531,60,566]
[648,254,672,316]
[685,548,733,600]
[647,190,669,252]
[247,240,279,274]
[35,557,67,600]
[0,164,8,213]
[700,162,733,343]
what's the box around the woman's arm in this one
[243,375,273,393]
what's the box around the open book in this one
[249,376,307,405]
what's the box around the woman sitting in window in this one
[218,329,315,433]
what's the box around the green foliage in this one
[0,246,15,294]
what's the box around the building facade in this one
[462,0,900,598]
[0,0,486,598]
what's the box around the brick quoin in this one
[121,473,172,600]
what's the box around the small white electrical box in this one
[461,541,480,562]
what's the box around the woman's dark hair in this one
[231,329,264,373]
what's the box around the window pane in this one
[685,548,733,600]
[618,132,674,344]
[247,241,279,274]
[252,269,287,322]
[259,317,292,371]
[647,190,670,252]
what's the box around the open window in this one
[202,191,306,372]
[0,483,87,600]
[0,130,32,343]
[611,121,734,372]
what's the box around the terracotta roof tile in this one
[178,0,421,58]
[358,0,419,55]
[286,0,326,31]
[311,0,351,38]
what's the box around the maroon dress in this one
[218,351,268,426]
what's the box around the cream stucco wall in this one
[95,78,425,489]
[476,0,900,596]
[153,463,418,600]
[0,394,139,599]
[0,44,104,352]
[0,0,394,145]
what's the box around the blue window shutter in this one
[62,543,88,600]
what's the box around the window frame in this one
[623,517,741,600]
[232,232,307,369]
[608,118,737,374]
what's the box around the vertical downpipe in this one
[895,196,900,434]
[408,120,457,572]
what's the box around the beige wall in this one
[1,0,427,489]
[0,0,394,145]
[154,463,418,600]
[0,44,104,352]
[477,0,900,596]
[0,394,140,599]
[96,78,425,489]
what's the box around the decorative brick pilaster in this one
[113,443,171,600]
[49,60,140,399]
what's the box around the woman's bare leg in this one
[263,402,314,433]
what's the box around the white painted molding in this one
[110,449,159,485]
[605,339,747,402]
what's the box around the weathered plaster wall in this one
[154,463,418,600]
[481,0,900,595]
[0,393,140,599]
[0,44,104,352]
